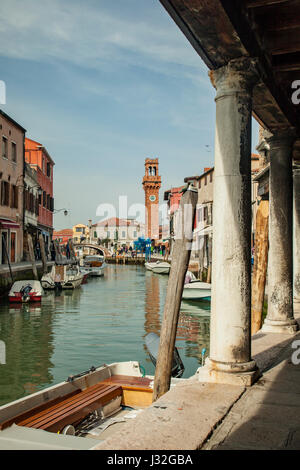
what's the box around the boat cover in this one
[0,424,103,450]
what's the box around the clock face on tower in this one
[149,195,156,202]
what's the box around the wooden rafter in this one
[273,52,300,71]
[266,28,300,54]
[260,8,300,31]
[246,0,290,7]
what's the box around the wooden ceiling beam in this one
[272,52,300,71]
[266,28,300,54]
[261,10,300,31]
[246,0,290,7]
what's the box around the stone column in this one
[294,166,300,300]
[198,57,260,386]
[262,133,298,333]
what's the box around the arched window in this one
[148,166,152,176]
[153,166,157,176]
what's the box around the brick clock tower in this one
[143,158,161,240]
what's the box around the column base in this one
[261,318,299,334]
[196,358,261,387]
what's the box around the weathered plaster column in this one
[294,166,300,300]
[198,57,260,386]
[262,133,298,333]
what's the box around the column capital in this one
[265,128,297,150]
[210,56,259,100]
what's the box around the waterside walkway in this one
[94,301,300,451]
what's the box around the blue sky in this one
[0,0,259,230]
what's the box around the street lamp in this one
[54,208,69,216]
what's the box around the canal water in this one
[0,265,210,406]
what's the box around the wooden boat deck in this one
[101,375,153,408]
[0,375,153,434]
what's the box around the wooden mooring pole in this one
[152,185,198,402]
[38,234,48,275]
[68,239,77,262]
[27,234,38,280]
[251,199,269,334]
[54,239,62,263]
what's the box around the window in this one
[29,192,34,212]
[38,193,42,205]
[11,142,17,163]
[94,231,97,238]
[43,191,46,207]
[50,197,54,212]
[198,180,201,189]
[47,194,50,210]
[133,231,137,238]
[35,197,39,215]
[10,185,18,209]
[1,181,9,206]
[122,231,126,238]
[107,231,110,239]
[46,162,51,178]
[2,136,7,159]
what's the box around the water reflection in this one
[0,301,55,405]
[144,273,161,336]
[0,265,210,405]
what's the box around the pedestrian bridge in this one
[72,243,109,258]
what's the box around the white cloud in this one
[0,0,204,75]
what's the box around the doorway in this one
[1,231,8,264]
[10,232,16,263]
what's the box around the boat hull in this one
[41,265,84,290]
[8,281,43,303]
[182,281,211,301]
[9,294,42,303]
[151,266,170,274]
[146,262,171,274]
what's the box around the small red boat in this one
[8,281,44,303]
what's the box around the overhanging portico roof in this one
[159,0,300,159]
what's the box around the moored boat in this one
[0,360,185,450]
[41,264,84,290]
[79,268,90,284]
[8,281,44,303]
[145,261,171,274]
[83,255,106,277]
[182,280,211,301]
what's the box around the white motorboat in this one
[182,280,211,301]
[145,261,154,271]
[8,280,44,303]
[83,255,106,277]
[41,264,84,290]
[145,261,171,274]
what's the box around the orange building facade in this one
[25,138,55,252]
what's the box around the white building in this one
[93,217,145,247]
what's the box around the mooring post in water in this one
[152,185,198,402]
[0,225,14,284]
[27,234,38,280]
[54,239,62,263]
[38,234,48,275]
[68,239,76,263]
